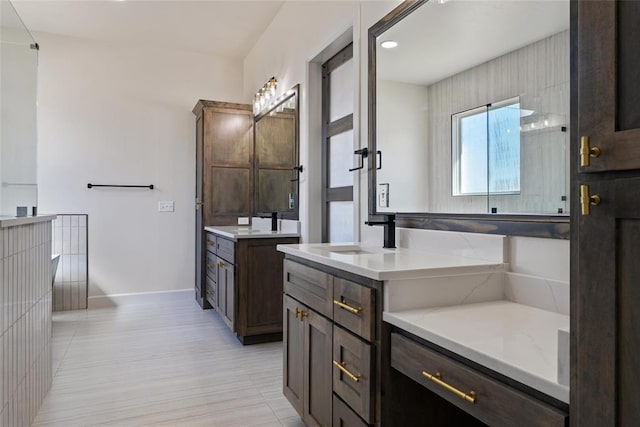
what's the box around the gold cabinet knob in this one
[580,136,601,167]
[580,184,601,216]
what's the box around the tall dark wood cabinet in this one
[193,101,253,308]
[573,1,640,425]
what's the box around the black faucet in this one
[258,211,278,232]
[365,214,396,248]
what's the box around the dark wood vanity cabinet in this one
[283,257,382,427]
[207,232,298,344]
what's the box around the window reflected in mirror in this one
[375,0,569,216]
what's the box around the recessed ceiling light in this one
[381,41,398,49]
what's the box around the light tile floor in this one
[33,293,304,427]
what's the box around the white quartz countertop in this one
[276,243,505,280]
[384,301,570,403]
[205,226,300,240]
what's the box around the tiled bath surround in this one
[1,220,53,426]
[52,215,88,311]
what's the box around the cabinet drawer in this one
[333,278,375,342]
[333,327,373,424]
[206,252,217,281]
[206,233,217,254]
[284,259,333,318]
[332,395,368,427]
[390,333,568,427]
[217,237,235,264]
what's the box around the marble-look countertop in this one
[0,215,57,228]
[384,301,570,403]
[205,226,300,240]
[276,243,505,280]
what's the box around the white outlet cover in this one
[238,217,250,225]
[158,201,175,212]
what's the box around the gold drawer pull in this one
[422,371,476,404]
[207,263,213,269]
[218,261,225,268]
[333,361,361,383]
[580,184,601,216]
[333,299,362,314]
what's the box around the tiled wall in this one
[1,220,53,426]
[52,215,88,311]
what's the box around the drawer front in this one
[333,326,373,424]
[284,260,333,318]
[390,333,568,427]
[332,395,368,427]
[217,237,235,264]
[206,252,217,281]
[206,233,217,254]
[333,278,375,342]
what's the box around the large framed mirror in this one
[253,84,300,220]
[368,0,570,238]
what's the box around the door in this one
[283,295,305,417]
[322,43,355,243]
[303,307,333,427]
[217,257,235,330]
[577,1,640,173]
[574,1,640,425]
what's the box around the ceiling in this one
[377,0,570,86]
[11,0,285,58]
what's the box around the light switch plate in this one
[378,183,389,207]
[158,201,174,212]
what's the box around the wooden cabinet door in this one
[573,178,640,426]
[283,295,305,417]
[578,0,640,172]
[216,257,234,331]
[575,2,640,425]
[303,307,333,427]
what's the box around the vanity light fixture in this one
[254,77,279,115]
[381,40,398,49]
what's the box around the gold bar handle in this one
[580,136,601,167]
[333,299,362,314]
[207,263,213,269]
[580,184,601,216]
[422,371,476,404]
[333,361,361,383]
[218,261,225,268]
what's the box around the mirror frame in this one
[253,84,300,220]
[368,0,570,239]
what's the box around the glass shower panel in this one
[1,0,39,217]
[488,89,568,215]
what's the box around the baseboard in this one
[88,289,192,309]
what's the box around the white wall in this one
[36,32,243,297]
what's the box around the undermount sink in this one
[328,245,381,255]
[331,249,373,255]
